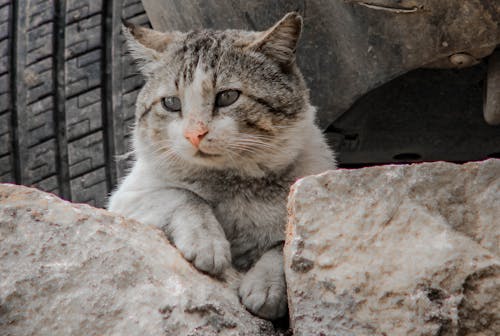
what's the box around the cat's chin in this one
[180,151,263,175]
[174,147,283,177]
[195,150,222,159]
[177,150,228,169]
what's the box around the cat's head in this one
[124,13,315,176]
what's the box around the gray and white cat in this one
[108,12,335,320]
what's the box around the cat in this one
[108,12,336,320]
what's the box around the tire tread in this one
[4,0,149,207]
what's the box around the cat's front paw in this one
[239,263,287,320]
[176,234,231,276]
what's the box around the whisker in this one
[229,143,282,156]
[227,146,260,156]
[237,133,276,141]
[225,150,240,167]
[234,141,277,151]
[156,149,182,167]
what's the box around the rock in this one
[285,159,500,336]
[0,184,276,336]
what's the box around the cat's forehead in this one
[180,31,223,81]
[170,29,254,85]
[181,29,251,54]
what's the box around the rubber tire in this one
[1,0,150,207]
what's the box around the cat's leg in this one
[239,246,287,319]
[109,187,231,276]
[168,199,232,275]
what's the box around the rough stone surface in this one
[285,159,500,336]
[0,184,276,336]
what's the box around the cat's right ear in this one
[122,21,175,76]
[246,12,303,65]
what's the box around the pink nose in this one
[184,128,208,148]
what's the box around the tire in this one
[0,0,150,207]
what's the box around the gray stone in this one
[285,159,500,336]
[0,184,275,336]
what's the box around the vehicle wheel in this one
[1,0,149,207]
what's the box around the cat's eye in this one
[161,96,182,112]
[215,90,240,108]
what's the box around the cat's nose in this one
[184,128,208,148]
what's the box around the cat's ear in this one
[122,21,175,76]
[247,12,302,65]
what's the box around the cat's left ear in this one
[122,21,176,76]
[247,12,303,65]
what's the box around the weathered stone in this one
[285,159,500,336]
[0,184,276,336]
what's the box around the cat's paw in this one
[239,263,287,320]
[176,234,231,276]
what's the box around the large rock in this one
[0,184,276,336]
[285,159,500,336]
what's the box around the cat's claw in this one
[239,263,287,320]
[177,236,231,276]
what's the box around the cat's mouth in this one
[195,150,221,158]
